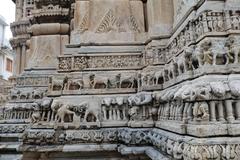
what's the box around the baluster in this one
[210,101,217,122]
[225,100,235,123]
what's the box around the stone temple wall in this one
[2,0,240,159]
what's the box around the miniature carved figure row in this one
[27,92,155,128]
[58,54,142,71]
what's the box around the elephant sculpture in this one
[226,37,240,64]
[128,92,153,106]
[102,97,127,121]
[229,80,240,97]
[9,88,20,100]
[83,101,100,122]
[32,89,47,99]
[128,92,153,121]
[19,89,33,100]
[209,82,227,98]
[51,100,76,123]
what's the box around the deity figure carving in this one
[51,100,76,123]
[19,89,32,100]
[102,97,127,121]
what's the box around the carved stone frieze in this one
[58,53,143,71]
[20,127,240,160]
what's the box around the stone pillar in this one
[225,100,235,123]
[23,0,27,19]
[16,0,24,21]
[210,101,216,122]
[21,43,26,72]
[146,0,174,37]
[74,0,90,31]
[14,45,22,76]
[129,0,145,32]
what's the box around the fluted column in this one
[21,43,26,72]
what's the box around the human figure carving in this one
[191,85,211,121]
[31,103,41,123]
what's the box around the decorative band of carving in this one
[58,53,143,71]
[15,76,49,87]
[20,127,240,160]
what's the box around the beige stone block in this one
[147,0,174,37]
[60,35,69,55]
[27,35,69,69]
[71,0,146,44]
